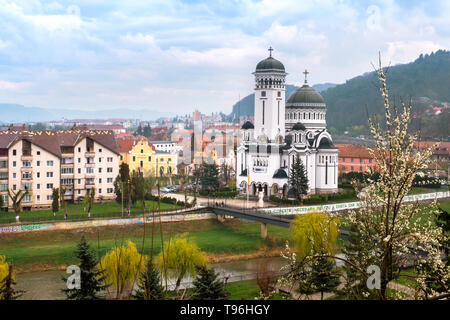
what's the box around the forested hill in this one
[229,50,450,139]
[323,49,450,136]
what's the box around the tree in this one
[133,260,164,300]
[279,212,339,300]
[199,162,219,193]
[84,188,95,218]
[191,265,228,300]
[99,241,147,299]
[52,188,60,216]
[340,56,448,299]
[304,255,341,300]
[60,187,69,220]
[62,236,108,300]
[143,125,152,138]
[7,189,29,222]
[156,233,207,292]
[290,211,338,259]
[114,163,133,215]
[0,264,23,300]
[0,195,4,210]
[288,154,309,201]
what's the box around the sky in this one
[0,0,449,116]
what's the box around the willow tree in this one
[279,211,339,299]
[99,241,147,299]
[343,56,448,299]
[156,233,207,293]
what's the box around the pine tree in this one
[62,236,108,300]
[307,255,341,300]
[133,260,164,300]
[199,162,220,193]
[288,154,309,201]
[191,266,229,300]
[0,265,24,300]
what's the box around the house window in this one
[37,151,40,156]
[12,161,16,167]
[46,172,53,178]
[261,91,266,97]
[47,160,54,166]
[148,156,151,161]
[107,178,113,183]
[47,183,53,189]
[99,148,102,153]
[107,167,113,173]
[13,150,16,156]
[37,161,40,167]
[133,156,136,162]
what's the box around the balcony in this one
[85,150,95,156]
[85,180,95,186]
[85,162,95,167]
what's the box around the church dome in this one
[241,121,254,129]
[286,84,326,108]
[255,56,285,73]
[291,122,306,131]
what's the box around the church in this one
[236,48,338,198]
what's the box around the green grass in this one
[225,280,292,300]
[0,219,290,272]
[0,200,181,224]
[393,268,418,289]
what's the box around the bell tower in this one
[253,47,287,143]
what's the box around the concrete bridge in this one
[206,204,353,240]
[206,204,291,239]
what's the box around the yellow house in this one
[118,138,177,177]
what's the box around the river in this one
[15,256,288,300]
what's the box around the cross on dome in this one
[268,46,274,57]
[303,69,309,84]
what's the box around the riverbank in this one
[0,219,292,273]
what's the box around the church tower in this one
[253,47,287,143]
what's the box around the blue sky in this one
[0,0,449,116]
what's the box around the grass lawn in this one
[0,219,290,272]
[0,200,181,225]
[225,280,292,300]
[393,268,418,289]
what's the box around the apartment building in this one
[336,144,376,173]
[0,128,119,210]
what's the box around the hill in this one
[229,50,450,139]
[322,49,450,138]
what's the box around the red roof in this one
[336,144,373,159]
[116,137,155,153]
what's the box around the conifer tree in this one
[307,255,341,300]
[133,260,164,300]
[191,266,229,300]
[288,154,309,201]
[62,236,108,300]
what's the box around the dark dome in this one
[255,56,285,73]
[241,121,254,129]
[318,137,335,149]
[286,84,326,108]
[273,169,288,179]
[291,122,306,131]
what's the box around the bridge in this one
[206,204,291,239]
[205,203,352,240]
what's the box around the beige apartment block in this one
[0,126,119,211]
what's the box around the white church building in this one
[236,49,338,198]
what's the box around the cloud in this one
[0,0,449,115]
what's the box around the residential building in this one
[0,128,119,210]
[118,137,178,177]
[336,144,376,173]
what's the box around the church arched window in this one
[294,113,296,120]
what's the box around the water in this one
[15,255,346,299]
[15,257,287,300]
